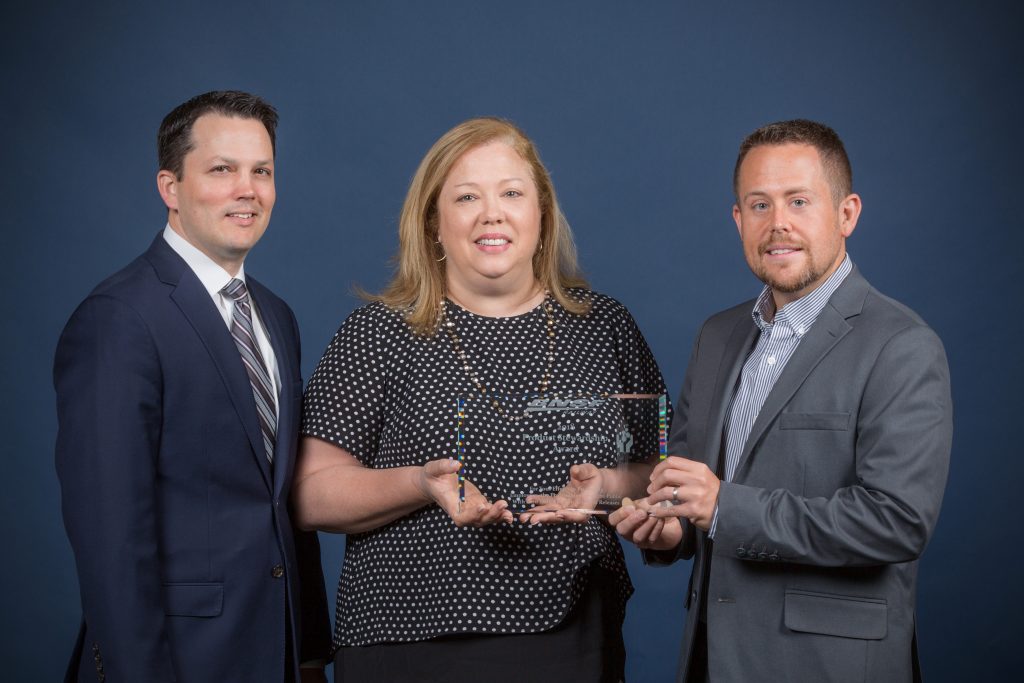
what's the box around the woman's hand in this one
[608,496,683,551]
[519,463,604,525]
[418,458,513,527]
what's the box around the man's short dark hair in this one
[733,119,852,204]
[157,90,278,179]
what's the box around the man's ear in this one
[157,169,179,211]
[839,193,862,238]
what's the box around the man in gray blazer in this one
[612,119,952,682]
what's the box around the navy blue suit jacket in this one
[55,234,330,682]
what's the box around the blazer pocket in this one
[162,582,224,617]
[784,589,886,640]
[778,412,851,431]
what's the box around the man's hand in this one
[646,456,720,531]
[609,496,682,550]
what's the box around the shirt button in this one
[271,565,285,578]
[766,356,776,365]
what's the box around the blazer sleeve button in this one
[271,564,285,578]
[736,546,747,558]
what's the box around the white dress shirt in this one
[162,225,281,412]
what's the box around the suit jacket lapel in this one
[704,313,758,477]
[146,235,274,492]
[732,269,868,482]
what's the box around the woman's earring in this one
[435,240,447,262]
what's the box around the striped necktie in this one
[221,278,277,464]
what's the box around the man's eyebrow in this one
[741,187,815,201]
[204,156,274,166]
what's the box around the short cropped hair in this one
[733,119,852,204]
[157,90,278,179]
[374,117,589,335]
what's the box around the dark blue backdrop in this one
[3,1,1020,680]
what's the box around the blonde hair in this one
[372,117,589,335]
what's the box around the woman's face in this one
[436,141,542,298]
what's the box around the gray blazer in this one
[662,267,952,682]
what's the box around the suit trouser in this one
[688,620,710,683]
[285,612,292,683]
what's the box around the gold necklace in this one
[441,294,555,421]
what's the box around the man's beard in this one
[753,260,826,294]
[750,241,833,295]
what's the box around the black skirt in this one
[333,564,626,683]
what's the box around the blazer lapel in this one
[147,235,273,492]
[732,270,869,482]
[704,314,758,476]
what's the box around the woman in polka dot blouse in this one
[293,117,669,682]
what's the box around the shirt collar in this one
[162,224,246,298]
[751,254,853,338]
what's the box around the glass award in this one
[453,393,667,514]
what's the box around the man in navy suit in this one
[55,91,330,682]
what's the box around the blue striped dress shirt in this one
[708,255,852,537]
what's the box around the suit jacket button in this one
[736,547,746,558]
[769,553,779,561]
[271,564,285,578]
[758,552,768,560]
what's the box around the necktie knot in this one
[222,278,249,303]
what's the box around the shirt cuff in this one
[708,503,720,539]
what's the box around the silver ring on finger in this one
[671,486,681,506]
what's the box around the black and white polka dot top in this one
[302,290,668,648]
